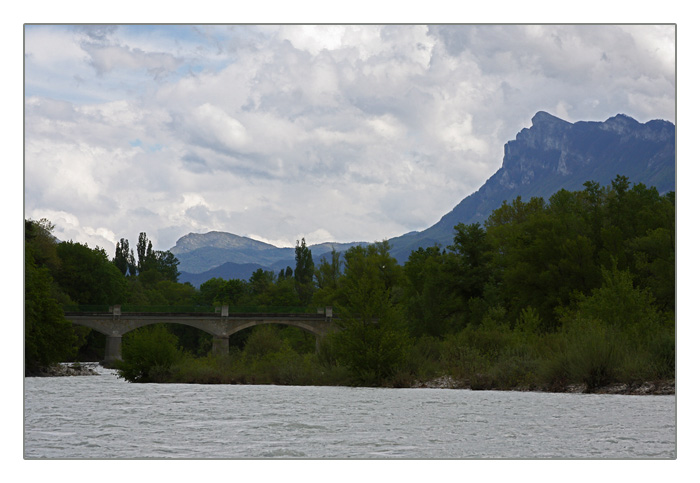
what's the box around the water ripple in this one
[24,370,676,459]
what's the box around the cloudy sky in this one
[24,24,676,252]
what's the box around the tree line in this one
[25,176,675,391]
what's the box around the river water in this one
[24,366,676,459]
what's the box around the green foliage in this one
[313,248,342,307]
[136,232,154,273]
[114,232,180,284]
[330,242,410,385]
[331,314,411,386]
[26,175,674,389]
[294,238,315,305]
[54,241,128,305]
[550,262,674,386]
[25,251,79,373]
[564,263,663,343]
[242,325,284,358]
[402,246,461,337]
[25,219,81,372]
[116,325,183,382]
[449,223,491,303]
[515,306,544,336]
[114,238,136,276]
[544,317,623,391]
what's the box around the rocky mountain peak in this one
[601,113,641,135]
[531,110,571,126]
[170,231,275,255]
[511,111,571,154]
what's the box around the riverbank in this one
[27,362,101,377]
[411,375,676,395]
[29,362,675,395]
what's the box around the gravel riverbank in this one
[411,375,675,395]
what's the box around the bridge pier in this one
[105,335,122,364]
[212,336,229,357]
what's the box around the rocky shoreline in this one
[29,362,102,377]
[411,375,675,395]
[27,364,675,395]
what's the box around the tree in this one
[313,248,342,307]
[563,263,664,344]
[153,250,180,283]
[114,238,137,276]
[25,247,79,373]
[136,232,154,273]
[278,266,293,280]
[54,241,128,305]
[331,242,410,385]
[402,246,461,337]
[25,218,61,272]
[449,223,491,302]
[116,325,183,383]
[294,238,315,305]
[249,269,275,301]
[315,248,341,290]
[115,232,180,284]
[198,278,228,306]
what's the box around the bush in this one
[487,348,541,390]
[440,330,487,380]
[170,353,240,384]
[116,325,183,382]
[546,317,624,391]
[330,315,411,386]
[405,336,443,380]
[647,328,675,379]
[243,325,283,358]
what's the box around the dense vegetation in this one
[25,176,675,392]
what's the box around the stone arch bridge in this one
[64,305,335,363]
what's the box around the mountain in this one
[173,111,675,284]
[179,262,268,288]
[173,231,368,286]
[387,111,675,262]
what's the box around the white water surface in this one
[24,366,676,459]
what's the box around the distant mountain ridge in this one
[173,111,675,285]
[174,231,368,286]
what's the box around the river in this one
[24,365,676,459]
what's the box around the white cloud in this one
[188,103,250,152]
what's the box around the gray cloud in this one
[81,42,182,79]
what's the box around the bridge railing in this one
[63,305,111,313]
[121,305,219,313]
[63,305,317,314]
[224,306,311,314]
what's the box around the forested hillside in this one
[25,176,674,392]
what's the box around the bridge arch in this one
[225,319,326,338]
[64,306,335,363]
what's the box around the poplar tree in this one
[294,238,315,305]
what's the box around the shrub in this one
[488,347,541,389]
[440,330,487,380]
[405,336,443,380]
[330,315,411,386]
[116,325,183,382]
[243,325,284,358]
[552,316,624,391]
[647,328,675,379]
